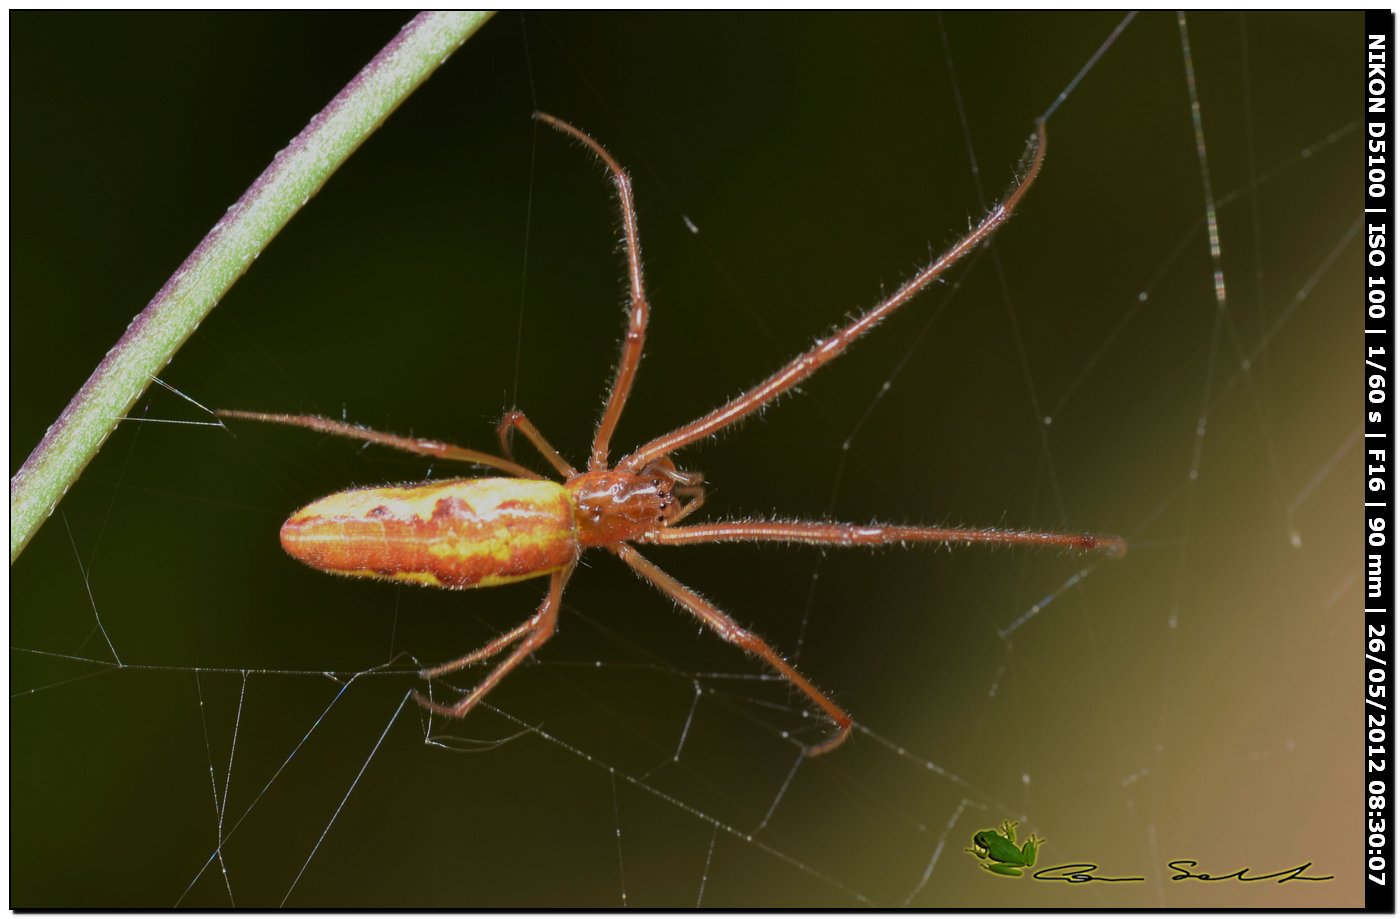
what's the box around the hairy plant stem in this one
[10,11,495,563]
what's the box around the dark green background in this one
[13,12,1361,907]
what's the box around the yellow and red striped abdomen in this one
[280,478,578,589]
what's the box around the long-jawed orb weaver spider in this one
[219,112,1124,757]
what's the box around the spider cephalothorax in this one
[567,462,702,545]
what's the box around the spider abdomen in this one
[280,478,579,589]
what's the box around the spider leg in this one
[534,112,650,472]
[619,121,1049,474]
[414,563,574,719]
[613,544,852,757]
[638,519,1126,557]
[419,617,537,681]
[216,410,540,479]
[496,409,578,478]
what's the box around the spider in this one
[219,112,1123,756]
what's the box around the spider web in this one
[11,11,1362,907]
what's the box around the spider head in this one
[567,469,672,546]
[566,457,707,547]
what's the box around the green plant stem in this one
[10,11,495,564]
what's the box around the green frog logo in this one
[966,820,1043,877]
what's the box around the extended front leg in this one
[619,123,1049,473]
[533,113,651,472]
[638,519,1126,557]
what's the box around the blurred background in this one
[12,11,1361,907]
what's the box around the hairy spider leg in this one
[614,544,853,756]
[414,562,575,719]
[533,113,650,473]
[497,409,578,478]
[216,410,539,480]
[641,520,1126,557]
[620,121,1048,474]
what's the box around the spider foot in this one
[413,689,470,719]
[802,721,853,758]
